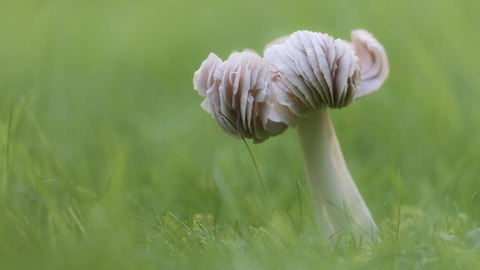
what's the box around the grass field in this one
[1,0,480,269]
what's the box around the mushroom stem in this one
[296,108,378,247]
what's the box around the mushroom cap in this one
[350,29,389,99]
[193,52,287,143]
[264,30,361,127]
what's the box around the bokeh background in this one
[1,0,480,268]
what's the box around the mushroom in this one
[263,29,388,246]
[193,51,287,143]
[193,29,388,247]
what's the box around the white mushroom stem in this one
[296,108,378,246]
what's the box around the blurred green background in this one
[1,0,480,269]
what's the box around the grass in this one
[1,0,480,269]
